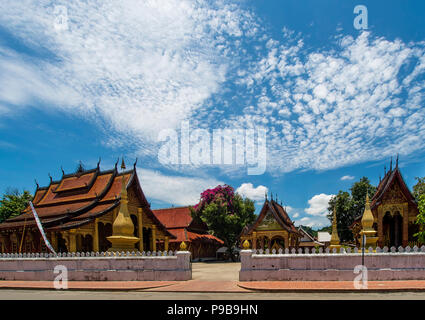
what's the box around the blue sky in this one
[0,0,424,228]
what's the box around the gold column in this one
[252,232,257,250]
[152,225,157,252]
[69,230,77,252]
[93,218,99,252]
[138,208,144,251]
[403,203,409,247]
[377,206,383,247]
[50,232,57,251]
[284,232,289,249]
[165,236,169,252]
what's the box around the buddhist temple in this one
[352,158,420,247]
[298,227,326,249]
[152,206,223,259]
[239,197,302,250]
[0,160,175,253]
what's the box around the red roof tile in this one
[152,207,193,229]
[53,171,97,192]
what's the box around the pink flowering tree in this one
[191,184,256,260]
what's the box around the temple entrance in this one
[76,234,93,252]
[57,233,68,253]
[143,227,152,251]
[98,222,112,252]
[270,236,285,251]
[383,212,403,247]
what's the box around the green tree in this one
[413,177,425,202]
[327,177,376,242]
[0,188,33,223]
[299,225,317,238]
[414,194,425,244]
[327,191,353,242]
[190,185,256,261]
[317,225,332,234]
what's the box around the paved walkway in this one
[2,262,425,293]
[238,280,425,292]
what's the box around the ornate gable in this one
[382,180,407,204]
[256,209,284,231]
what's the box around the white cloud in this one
[304,193,334,216]
[229,31,425,174]
[294,215,330,229]
[236,183,268,201]
[1,2,425,177]
[138,167,223,206]
[0,0,256,142]
[340,175,355,181]
[292,212,299,218]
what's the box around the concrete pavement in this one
[1,262,425,298]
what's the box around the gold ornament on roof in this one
[180,241,187,251]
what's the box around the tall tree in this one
[327,191,353,242]
[327,177,376,242]
[190,185,256,260]
[0,188,33,223]
[413,177,425,202]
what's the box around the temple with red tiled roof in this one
[239,197,302,251]
[152,206,223,259]
[352,157,420,247]
[0,160,175,253]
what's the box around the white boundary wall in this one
[240,246,425,281]
[0,250,191,281]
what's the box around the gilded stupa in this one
[107,158,140,252]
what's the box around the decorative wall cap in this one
[249,245,425,256]
[0,250,178,259]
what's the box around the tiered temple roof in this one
[370,163,417,210]
[152,206,223,245]
[354,159,419,222]
[240,198,302,237]
[0,162,174,238]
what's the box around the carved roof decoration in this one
[370,163,417,210]
[352,159,419,224]
[240,199,302,237]
[0,164,175,238]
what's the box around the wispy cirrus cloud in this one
[1,1,425,177]
[227,31,425,174]
[0,0,257,145]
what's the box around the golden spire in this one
[361,194,374,231]
[121,157,126,170]
[329,207,341,249]
[359,193,378,251]
[107,158,139,252]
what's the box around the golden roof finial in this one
[121,157,126,170]
[180,241,187,251]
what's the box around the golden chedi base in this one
[107,235,140,252]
